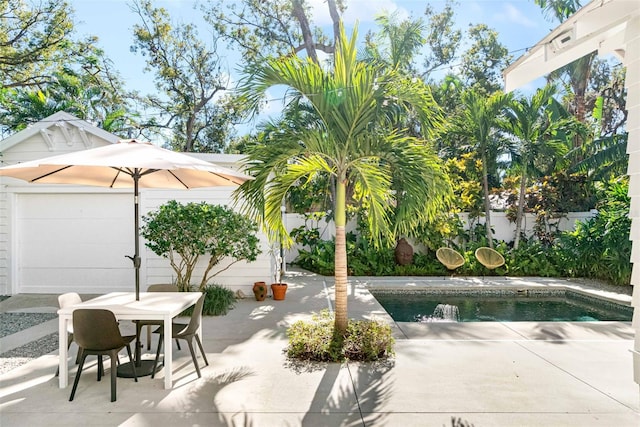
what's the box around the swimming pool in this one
[370,289,633,322]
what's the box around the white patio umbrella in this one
[0,138,251,300]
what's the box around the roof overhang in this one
[0,111,120,152]
[503,0,640,92]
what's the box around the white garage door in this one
[16,192,135,294]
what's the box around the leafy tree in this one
[1,0,74,89]
[203,0,343,65]
[568,60,628,180]
[235,25,451,335]
[421,0,462,79]
[502,84,572,248]
[130,0,239,152]
[141,200,261,291]
[459,24,511,95]
[0,0,134,137]
[452,90,512,248]
[0,58,133,136]
[444,154,484,223]
[587,60,627,137]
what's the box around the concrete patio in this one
[0,270,638,426]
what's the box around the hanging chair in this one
[436,247,465,271]
[474,247,505,270]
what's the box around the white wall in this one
[141,188,272,293]
[623,15,640,387]
[282,211,597,263]
[0,182,272,296]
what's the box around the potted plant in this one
[270,245,287,300]
[252,281,268,301]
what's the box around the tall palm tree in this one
[453,90,512,248]
[234,25,451,335]
[502,84,571,249]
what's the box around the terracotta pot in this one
[253,281,268,301]
[271,283,288,301]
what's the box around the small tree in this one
[142,200,261,291]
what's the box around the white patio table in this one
[57,291,202,390]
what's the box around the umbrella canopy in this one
[0,138,248,188]
[0,139,251,299]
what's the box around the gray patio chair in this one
[69,309,138,402]
[151,293,208,379]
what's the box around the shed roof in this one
[0,111,120,153]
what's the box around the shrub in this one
[141,200,261,291]
[182,284,236,317]
[505,238,561,277]
[202,284,236,316]
[286,310,395,362]
[556,179,631,285]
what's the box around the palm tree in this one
[234,25,451,335]
[535,0,594,147]
[452,90,512,248]
[502,84,571,249]
[362,10,426,74]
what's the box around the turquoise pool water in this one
[370,290,633,322]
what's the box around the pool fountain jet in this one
[430,304,460,322]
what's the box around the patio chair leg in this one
[69,353,88,401]
[195,335,208,366]
[110,350,117,402]
[97,355,103,381]
[125,344,138,382]
[151,334,164,379]
[186,340,201,378]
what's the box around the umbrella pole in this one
[134,174,141,301]
[118,171,157,378]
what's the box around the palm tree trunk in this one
[333,178,348,336]
[482,158,494,249]
[514,164,527,250]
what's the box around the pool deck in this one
[1,270,638,426]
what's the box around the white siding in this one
[140,188,272,295]
[0,185,272,296]
[0,188,9,293]
[624,15,640,386]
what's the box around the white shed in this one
[503,0,640,391]
[0,112,271,296]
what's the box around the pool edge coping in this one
[355,276,633,307]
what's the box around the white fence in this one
[282,211,597,263]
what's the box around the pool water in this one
[371,291,633,322]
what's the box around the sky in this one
[70,0,557,130]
